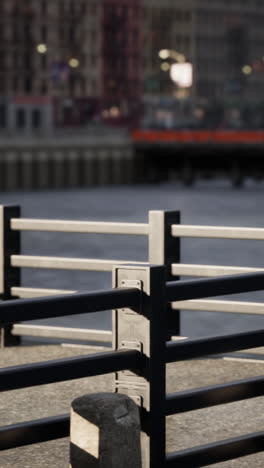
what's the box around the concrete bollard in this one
[70,393,141,468]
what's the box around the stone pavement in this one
[0,345,263,468]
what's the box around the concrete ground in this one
[0,345,263,468]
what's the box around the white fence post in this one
[70,392,141,468]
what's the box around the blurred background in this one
[0,0,264,186]
[1,0,264,340]
[0,0,264,132]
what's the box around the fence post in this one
[70,392,141,468]
[148,210,181,338]
[113,264,167,468]
[0,205,21,347]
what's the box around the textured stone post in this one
[113,264,167,467]
[70,393,141,468]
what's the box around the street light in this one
[242,65,252,75]
[69,58,80,68]
[170,62,193,88]
[158,49,193,89]
[159,49,186,63]
[160,62,170,72]
[36,43,47,54]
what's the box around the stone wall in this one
[0,136,138,190]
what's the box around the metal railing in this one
[0,265,263,467]
[0,206,181,345]
[170,224,264,322]
[1,204,264,347]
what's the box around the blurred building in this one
[0,0,142,131]
[0,0,264,132]
[101,0,142,124]
[0,1,100,96]
[142,0,193,99]
[143,0,264,103]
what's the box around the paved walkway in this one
[1,345,263,467]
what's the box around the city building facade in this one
[0,0,264,131]
[143,0,264,102]
[0,0,142,130]
[142,0,264,128]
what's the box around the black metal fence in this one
[0,264,263,467]
[2,204,264,349]
[0,205,181,345]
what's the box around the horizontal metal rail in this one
[12,258,263,278]
[172,299,264,315]
[12,324,112,343]
[11,255,143,271]
[10,295,264,318]
[166,431,264,467]
[166,375,264,415]
[11,218,149,236]
[166,329,264,363]
[2,272,264,325]
[171,224,264,240]
[1,367,263,455]
[11,286,75,299]
[0,287,141,325]
[0,414,69,451]
[166,272,264,302]
[0,348,143,392]
[171,263,263,277]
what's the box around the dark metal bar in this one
[148,210,181,339]
[0,414,69,451]
[0,349,144,392]
[166,431,264,467]
[166,329,264,362]
[0,287,141,325]
[166,272,264,302]
[0,205,21,347]
[166,375,264,415]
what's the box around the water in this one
[1,179,264,339]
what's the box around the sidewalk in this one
[1,345,263,467]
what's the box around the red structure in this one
[132,129,264,145]
[101,0,142,125]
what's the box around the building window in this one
[41,81,48,94]
[0,76,5,93]
[32,109,42,129]
[41,25,47,41]
[41,0,47,15]
[16,108,26,129]
[24,77,33,93]
[0,104,6,128]
[81,1,87,14]
[24,53,32,70]
[13,76,18,92]
[0,52,5,67]
[41,54,47,69]
[90,55,97,66]
[89,4,97,15]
